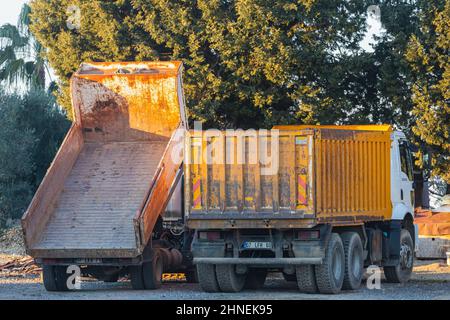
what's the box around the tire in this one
[185,268,199,283]
[53,266,70,291]
[130,265,145,290]
[384,229,414,283]
[142,250,163,290]
[296,265,318,293]
[216,264,246,293]
[42,265,58,292]
[282,272,297,282]
[197,264,220,292]
[341,232,364,290]
[315,233,345,294]
[244,269,267,290]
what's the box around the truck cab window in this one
[399,140,413,181]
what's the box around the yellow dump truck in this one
[21,61,194,291]
[186,125,417,293]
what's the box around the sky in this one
[0,0,28,25]
[361,14,383,52]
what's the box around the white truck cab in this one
[391,131,415,221]
[387,131,418,281]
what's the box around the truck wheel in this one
[185,268,199,283]
[296,265,318,293]
[130,265,145,290]
[282,272,297,282]
[42,265,58,292]
[216,264,246,293]
[142,250,163,290]
[341,232,364,290]
[315,233,345,294]
[53,266,70,291]
[384,229,414,283]
[197,264,220,292]
[244,269,267,290]
[43,265,71,292]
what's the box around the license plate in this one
[242,241,273,249]
[75,258,102,264]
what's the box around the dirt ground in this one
[0,225,25,256]
[1,226,449,300]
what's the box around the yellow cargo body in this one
[186,125,392,229]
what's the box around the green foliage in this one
[0,91,70,227]
[0,4,48,90]
[29,0,368,127]
[0,94,36,226]
[27,0,449,184]
[18,91,72,185]
[406,0,450,183]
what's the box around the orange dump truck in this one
[186,125,417,294]
[21,62,193,291]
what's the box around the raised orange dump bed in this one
[22,61,186,259]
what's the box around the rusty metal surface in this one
[185,130,315,219]
[23,61,187,259]
[187,218,317,230]
[186,125,393,228]
[22,124,84,251]
[137,126,185,246]
[415,209,450,237]
[72,61,185,142]
[32,141,167,257]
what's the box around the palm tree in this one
[0,4,49,90]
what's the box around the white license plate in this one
[242,241,273,249]
[75,258,102,264]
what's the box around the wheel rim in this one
[332,247,343,281]
[351,245,362,278]
[400,241,413,270]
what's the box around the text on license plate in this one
[242,241,273,249]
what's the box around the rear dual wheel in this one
[197,264,220,292]
[293,233,345,294]
[341,232,364,290]
[197,264,266,292]
[296,232,363,294]
[216,265,246,292]
[296,265,318,293]
[130,249,163,290]
[314,233,345,294]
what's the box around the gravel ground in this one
[0,262,449,300]
[1,225,448,300]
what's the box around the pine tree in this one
[406,0,450,185]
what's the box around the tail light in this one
[198,231,222,241]
[297,230,320,240]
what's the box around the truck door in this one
[398,139,414,209]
